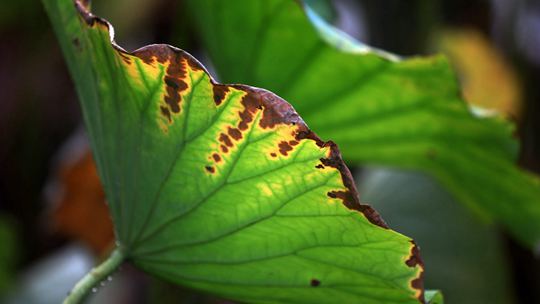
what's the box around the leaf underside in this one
[43,0,425,303]
[187,0,540,246]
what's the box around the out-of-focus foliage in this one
[47,140,114,254]
[187,0,540,247]
[440,28,522,118]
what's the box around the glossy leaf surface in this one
[188,0,540,246]
[43,0,425,303]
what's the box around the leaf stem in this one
[63,247,125,304]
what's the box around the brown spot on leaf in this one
[324,186,388,228]
[278,141,293,156]
[310,279,320,287]
[237,93,259,131]
[185,55,203,72]
[258,91,301,129]
[405,242,421,267]
[406,241,425,303]
[164,77,180,89]
[205,166,215,173]
[213,85,229,106]
[72,37,81,51]
[132,45,193,121]
[293,130,390,230]
[356,204,388,229]
[160,106,171,123]
[270,152,277,158]
[163,55,187,114]
[219,133,233,148]
[224,87,392,231]
[220,145,229,153]
[231,87,303,132]
[315,164,325,169]
[212,153,221,163]
[228,127,242,141]
[133,44,175,64]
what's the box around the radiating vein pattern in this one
[43,0,426,303]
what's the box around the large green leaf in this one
[187,0,540,246]
[43,0,426,303]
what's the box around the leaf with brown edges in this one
[43,0,426,303]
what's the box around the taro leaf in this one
[187,0,540,246]
[43,0,425,303]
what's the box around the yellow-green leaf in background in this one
[439,28,522,119]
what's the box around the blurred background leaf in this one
[438,28,522,119]
[45,132,114,255]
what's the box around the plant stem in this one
[63,247,125,304]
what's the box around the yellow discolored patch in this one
[260,125,304,160]
[257,182,274,197]
[155,58,208,133]
[121,56,165,89]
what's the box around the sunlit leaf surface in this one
[43,0,426,302]
[188,0,540,246]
